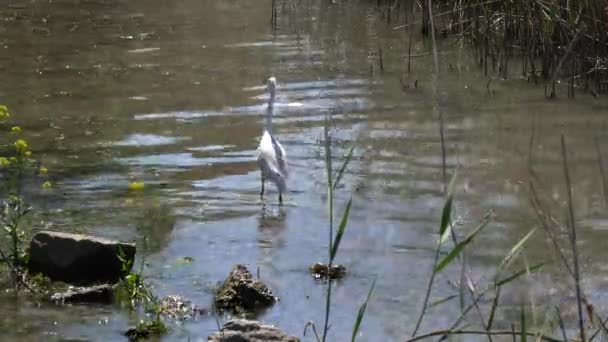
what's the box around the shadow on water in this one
[1,0,608,340]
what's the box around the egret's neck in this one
[265,104,274,133]
[268,91,276,107]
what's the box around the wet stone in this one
[208,319,300,342]
[215,265,276,315]
[309,262,347,280]
[27,230,136,285]
[50,284,115,304]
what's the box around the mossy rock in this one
[309,262,346,280]
[215,265,276,315]
[124,319,167,341]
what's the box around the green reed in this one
[391,0,608,96]
[303,113,375,342]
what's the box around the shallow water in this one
[1,0,608,341]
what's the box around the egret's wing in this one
[258,130,288,178]
[270,135,288,177]
[258,130,277,162]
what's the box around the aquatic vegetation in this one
[309,262,346,280]
[124,318,168,341]
[177,256,194,264]
[116,244,153,308]
[116,240,169,339]
[302,114,377,342]
[391,0,608,97]
[0,105,50,291]
[128,181,145,191]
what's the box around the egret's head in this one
[266,77,277,100]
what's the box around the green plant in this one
[304,116,364,342]
[116,239,168,340]
[321,115,355,342]
[0,105,49,290]
[351,278,376,342]
[117,244,153,308]
[1,197,30,269]
[125,317,167,341]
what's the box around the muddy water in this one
[2,0,608,341]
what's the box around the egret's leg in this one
[279,192,283,205]
[260,177,265,198]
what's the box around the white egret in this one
[257,77,288,204]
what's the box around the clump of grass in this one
[116,247,153,308]
[404,131,604,341]
[116,239,168,340]
[124,318,168,341]
[407,173,546,340]
[394,0,608,96]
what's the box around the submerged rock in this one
[208,319,299,342]
[28,230,136,285]
[50,284,115,304]
[215,265,275,315]
[125,319,168,341]
[159,295,206,320]
[309,262,347,280]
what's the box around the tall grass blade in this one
[593,313,608,341]
[321,279,332,342]
[303,321,321,342]
[324,116,333,189]
[351,277,376,342]
[430,295,458,308]
[496,262,546,287]
[499,227,538,270]
[486,286,501,333]
[333,144,355,190]
[435,216,491,272]
[555,306,568,342]
[322,115,333,342]
[487,228,538,331]
[331,197,352,263]
[521,305,527,342]
[561,134,586,342]
[412,173,458,337]
[439,172,458,245]
[594,136,608,207]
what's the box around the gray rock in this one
[208,320,300,342]
[28,231,136,285]
[50,284,115,304]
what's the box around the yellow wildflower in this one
[10,126,21,134]
[14,139,28,154]
[0,157,10,167]
[42,181,52,189]
[0,106,9,120]
[39,166,48,174]
[128,181,145,191]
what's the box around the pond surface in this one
[2,0,608,341]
